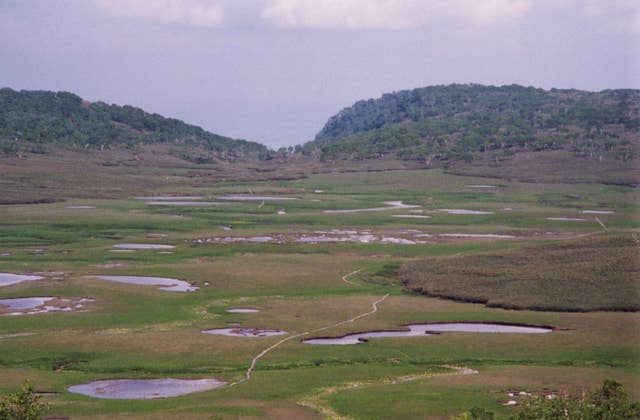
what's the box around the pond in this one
[0,297,53,310]
[226,308,259,313]
[438,209,494,215]
[324,201,418,214]
[0,273,43,287]
[146,201,225,206]
[302,322,552,345]
[0,297,94,315]
[113,244,176,250]
[68,378,226,399]
[465,185,497,188]
[438,233,516,239]
[135,196,203,200]
[89,275,197,292]
[202,327,287,337]
[216,195,298,201]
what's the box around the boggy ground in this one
[0,164,638,419]
[401,234,640,311]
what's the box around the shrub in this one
[451,380,640,420]
[0,381,49,420]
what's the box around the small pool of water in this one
[0,297,94,315]
[113,244,175,250]
[66,205,96,209]
[146,201,224,206]
[0,297,53,310]
[438,233,516,239]
[438,209,494,215]
[216,195,298,201]
[324,201,418,214]
[202,327,287,337]
[89,275,197,292]
[226,308,259,313]
[546,217,586,222]
[303,322,552,345]
[135,196,203,200]
[0,273,43,287]
[581,210,614,214]
[68,378,225,399]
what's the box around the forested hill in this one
[0,88,268,160]
[305,84,639,162]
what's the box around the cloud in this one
[93,0,224,27]
[581,0,640,34]
[261,0,534,29]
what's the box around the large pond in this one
[302,322,552,345]
[0,273,43,287]
[89,275,197,292]
[68,378,226,399]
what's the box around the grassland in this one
[401,234,640,311]
[0,160,638,419]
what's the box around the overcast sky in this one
[1,0,639,148]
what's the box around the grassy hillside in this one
[305,84,639,165]
[0,88,268,161]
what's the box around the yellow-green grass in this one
[325,365,640,419]
[1,294,638,418]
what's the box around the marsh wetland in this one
[0,166,638,419]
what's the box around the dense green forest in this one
[0,88,268,160]
[304,84,640,162]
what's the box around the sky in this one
[1,0,639,148]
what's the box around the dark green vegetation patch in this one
[0,88,267,159]
[400,235,640,312]
[306,84,639,163]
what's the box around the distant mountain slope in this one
[305,84,639,163]
[0,88,268,160]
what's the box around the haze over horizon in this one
[1,0,639,148]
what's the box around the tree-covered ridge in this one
[307,84,640,161]
[0,88,268,159]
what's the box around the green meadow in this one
[0,168,638,419]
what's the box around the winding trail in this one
[594,217,608,232]
[229,292,389,387]
[298,365,478,419]
[341,269,361,285]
